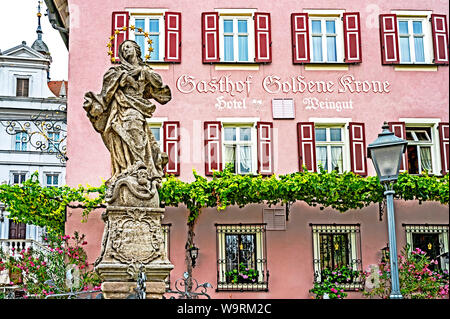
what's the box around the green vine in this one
[0,169,448,234]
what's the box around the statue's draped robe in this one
[83,64,171,183]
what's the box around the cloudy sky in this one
[0,0,68,80]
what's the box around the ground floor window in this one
[311,224,362,289]
[404,224,449,273]
[216,223,268,291]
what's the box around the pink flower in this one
[330,288,338,293]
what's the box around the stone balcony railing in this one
[0,238,50,258]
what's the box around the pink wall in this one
[65,0,449,298]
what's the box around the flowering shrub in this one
[0,232,101,298]
[363,245,449,299]
[309,266,359,299]
[226,263,259,284]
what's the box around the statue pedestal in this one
[95,206,173,299]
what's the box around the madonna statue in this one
[83,40,171,199]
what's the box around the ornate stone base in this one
[101,281,167,299]
[95,205,173,299]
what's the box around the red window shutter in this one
[204,121,222,175]
[431,14,449,65]
[388,122,408,172]
[297,122,316,172]
[349,122,367,176]
[379,14,399,64]
[111,11,129,62]
[202,12,219,63]
[165,12,182,63]
[254,12,272,63]
[257,122,273,175]
[438,122,449,175]
[343,12,362,63]
[163,121,180,175]
[291,13,310,64]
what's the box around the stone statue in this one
[83,40,170,204]
[84,40,174,298]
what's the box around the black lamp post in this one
[187,244,199,268]
[367,122,408,299]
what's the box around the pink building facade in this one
[64,0,449,298]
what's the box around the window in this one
[16,78,29,97]
[398,18,430,63]
[310,18,342,63]
[14,131,28,151]
[149,125,163,151]
[311,224,362,289]
[45,173,59,187]
[220,16,254,62]
[406,127,434,174]
[47,132,60,153]
[130,14,165,61]
[11,172,27,185]
[202,10,271,64]
[404,224,449,273]
[380,12,448,65]
[222,125,256,174]
[315,126,345,173]
[216,224,268,291]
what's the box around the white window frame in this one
[216,224,267,291]
[12,129,28,151]
[10,171,28,185]
[311,224,361,286]
[44,172,60,187]
[221,123,257,175]
[304,9,345,63]
[217,9,256,63]
[128,9,168,62]
[47,131,61,153]
[400,118,442,175]
[392,10,434,64]
[146,117,167,151]
[405,224,449,273]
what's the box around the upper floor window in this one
[16,78,29,97]
[223,125,256,174]
[131,14,165,61]
[14,131,28,151]
[315,126,345,173]
[389,120,448,175]
[112,10,181,63]
[205,120,274,176]
[202,10,272,64]
[221,16,254,62]
[47,131,61,153]
[406,127,433,174]
[310,17,342,63]
[298,121,367,176]
[380,12,449,65]
[291,11,361,64]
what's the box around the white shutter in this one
[272,98,295,119]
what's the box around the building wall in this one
[65,0,449,298]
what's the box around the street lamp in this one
[367,122,408,299]
[187,244,199,268]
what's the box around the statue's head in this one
[119,40,144,64]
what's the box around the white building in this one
[0,10,67,246]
